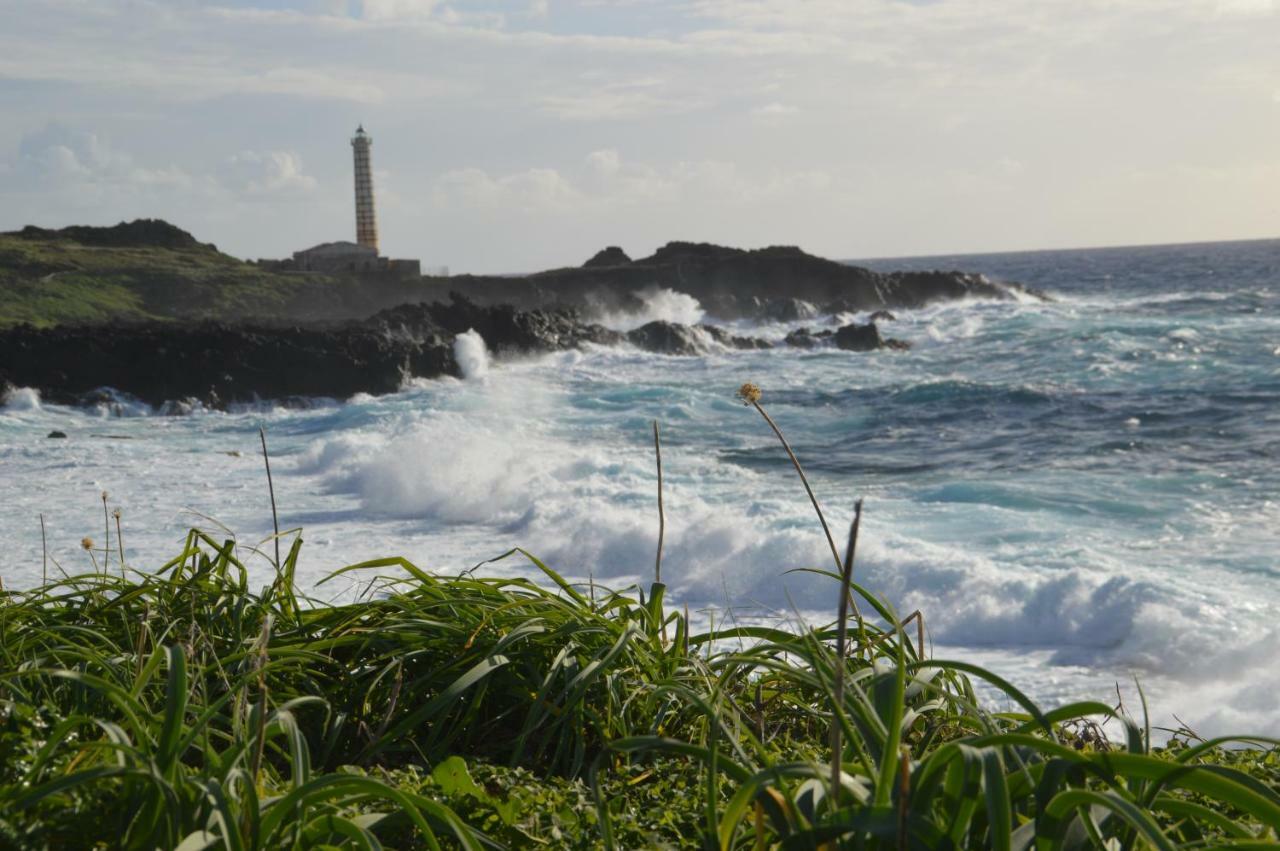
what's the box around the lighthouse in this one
[286,126,425,279]
[351,125,378,252]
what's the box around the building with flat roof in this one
[291,239,419,277]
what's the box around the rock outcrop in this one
[582,246,632,268]
[12,219,213,251]
[369,294,624,354]
[833,322,908,351]
[3,220,1047,330]
[422,242,1047,322]
[0,321,454,408]
[782,322,909,351]
[623,321,775,355]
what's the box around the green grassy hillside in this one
[0,226,361,328]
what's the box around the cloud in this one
[219,150,319,196]
[433,166,581,210]
[1215,0,1274,15]
[1,122,321,220]
[359,0,442,20]
[1,0,1278,270]
[751,101,798,119]
[434,149,831,212]
[538,77,704,120]
[8,123,193,191]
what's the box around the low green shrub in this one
[1,529,1277,849]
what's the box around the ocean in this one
[2,238,1277,737]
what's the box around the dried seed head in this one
[736,382,762,405]
[101,490,109,502]
[112,508,122,520]
[81,537,94,551]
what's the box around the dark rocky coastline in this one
[0,220,1041,408]
[427,241,1048,321]
[1,294,909,408]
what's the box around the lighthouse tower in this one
[351,125,378,252]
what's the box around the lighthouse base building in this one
[290,241,420,278]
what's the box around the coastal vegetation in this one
[3,388,1277,849]
[2,528,1278,849]
[0,221,352,328]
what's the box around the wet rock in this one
[370,294,624,353]
[757,297,818,322]
[697,324,773,350]
[0,320,455,408]
[626,321,772,354]
[869,310,897,322]
[47,430,67,439]
[627,321,709,355]
[784,327,834,349]
[833,322,911,352]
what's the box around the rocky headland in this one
[0,220,1046,407]
[424,241,1046,321]
[0,295,912,407]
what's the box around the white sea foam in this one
[597,286,706,331]
[1,386,41,411]
[3,244,1278,737]
[453,329,490,380]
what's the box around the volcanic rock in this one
[626,321,709,355]
[625,321,773,355]
[755,297,819,322]
[784,327,834,349]
[0,321,455,408]
[833,322,911,352]
[697,325,773,350]
[583,246,632,268]
[370,294,624,353]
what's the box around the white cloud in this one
[220,150,319,196]
[585,148,621,176]
[434,149,831,212]
[10,123,193,190]
[359,0,442,21]
[538,77,703,120]
[1215,0,1274,15]
[751,101,798,119]
[1,0,1278,270]
[5,123,320,199]
[433,166,581,210]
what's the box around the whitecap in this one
[453,329,490,380]
[596,286,706,331]
[1,386,41,411]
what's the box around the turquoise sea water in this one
[2,237,1277,735]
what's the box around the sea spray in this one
[1,386,41,411]
[453,329,489,379]
[597,286,706,331]
[3,239,1278,736]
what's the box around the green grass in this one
[1,530,1277,849]
[0,234,356,327]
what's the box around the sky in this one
[0,0,1277,273]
